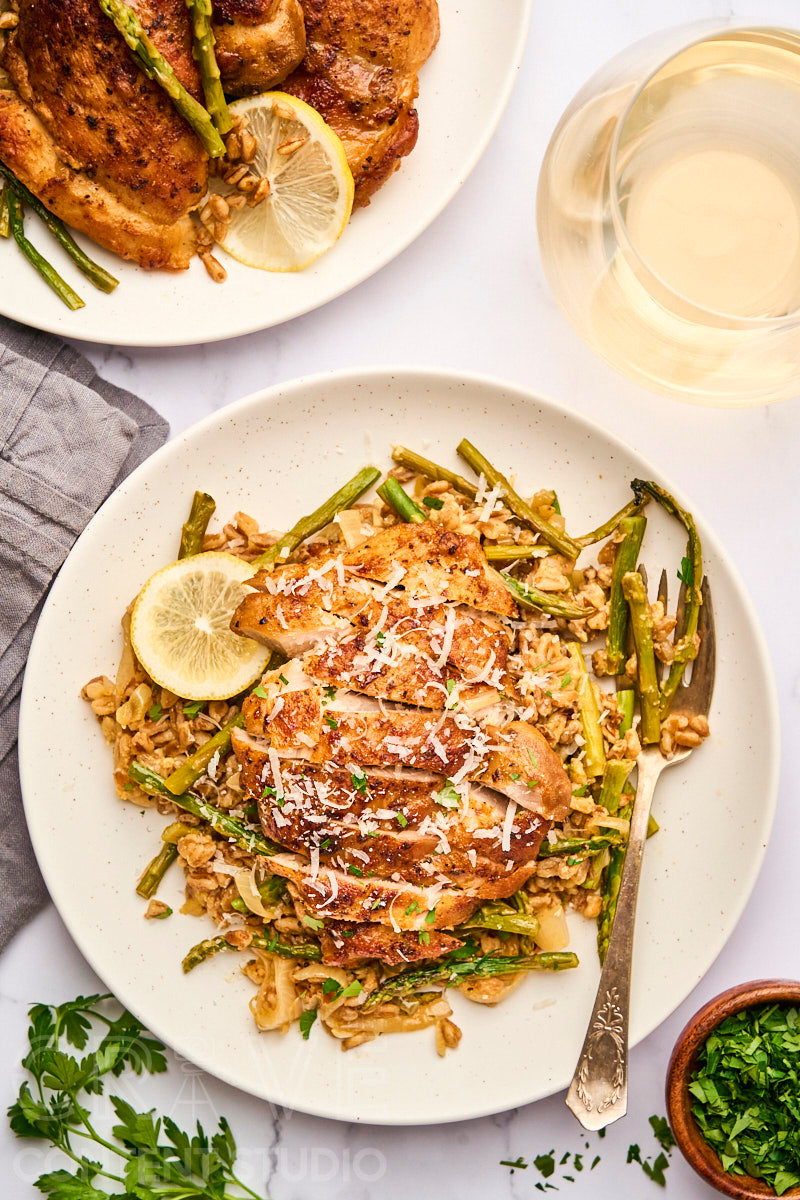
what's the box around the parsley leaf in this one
[299,1009,317,1040]
[350,769,368,794]
[422,495,444,510]
[434,781,460,809]
[252,685,268,699]
[375,631,386,648]
[148,703,163,722]
[649,1115,676,1153]
[302,914,325,931]
[678,556,694,586]
[182,700,204,719]
[324,715,338,730]
[534,1152,556,1178]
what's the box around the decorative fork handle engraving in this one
[566,750,664,1130]
[575,986,625,1113]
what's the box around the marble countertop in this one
[3,0,800,1196]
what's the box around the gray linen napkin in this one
[0,317,169,951]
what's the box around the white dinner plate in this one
[20,368,779,1125]
[0,2,531,347]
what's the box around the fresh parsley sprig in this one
[8,993,266,1199]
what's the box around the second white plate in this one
[0,1,531,346]
[20,368,779,1124]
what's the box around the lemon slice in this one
[214,92,354,272]
[130,553,270,700]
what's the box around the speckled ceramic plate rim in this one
[19,367,780,1124]
[0,1,532,347]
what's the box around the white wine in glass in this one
[537,25,800,406]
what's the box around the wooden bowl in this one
[666,980,800,1199]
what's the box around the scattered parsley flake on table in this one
[501,1114,674,1188]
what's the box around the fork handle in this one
[565,749,664,1130]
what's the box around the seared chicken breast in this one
[0,0,206,269]
[231,523,573,962]
[280,0,440,206]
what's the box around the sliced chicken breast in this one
[320,921,463,967]
[341,523,518,618]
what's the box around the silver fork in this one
[565,573,716,1131]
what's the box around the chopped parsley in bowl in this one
[667,980,800,1199]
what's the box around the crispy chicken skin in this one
[213,0,306,96]
[282,0,440,206]
[0,0,205,269]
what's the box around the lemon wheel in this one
[130,553,270,700]
[214,92,354,272]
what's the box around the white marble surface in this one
[3,0,800,1195]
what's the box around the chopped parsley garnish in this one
[404,901,420,915]
[424,908,436,925]
[418,930,430,945]
[526,749,539,769]
[396,811,408,828]
[299,1008,317,1040]
[322,685,337,700]
[148,703,164,721]
[261,784,276,799]
[435,781,460,809]
[301,914,324,932]
[627,1144,670,1187]
[501,1157,528,1170]
[320,837,331,849]
[527,780,541,789]
[649,1115,676,1154]
[347,865,363,877]
[321,978,363,1001]
[278,673,289,686]
[182,700,204,718]
[572,785,589,797]
[422,495,445,510]
[560,673,572,689]
[350,769,368,794]
[252,685,268,699]
[534,1152,556,1178]
[446,678,456,694]
[678,555,694,587]
[689,1004,800,1194]
[324,714,338,730]
[375,631,386,648]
